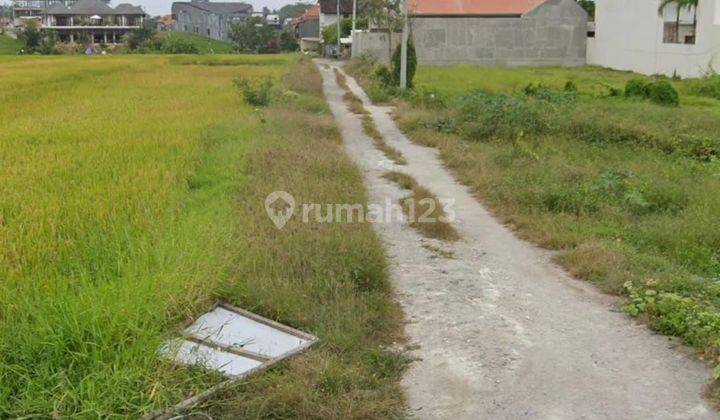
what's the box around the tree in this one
[229,17,276,53]
[278,2,312,21]
[125,26,155,50]
[278,30,298,51]
[361,0,402,60]
[19,19,42,51]
[576,0,595,19]
[391,36,416,88]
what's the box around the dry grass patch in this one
[362,115,406,165]
[383,172,460,242]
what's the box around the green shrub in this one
[647,80,679,106]
[234,77,273,107]
[523,82,575,104]
[373,64,394,87]
[456,91,551,141]
[685,75,720,99]
[625,78,650,97]
[161,36,199,54]
[625,78,679,106]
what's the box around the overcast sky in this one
[135,0,312,17]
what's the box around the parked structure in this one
[36,0,145,43]
[171,0,251,41]
[587,0,720,78]
[353,0,587,67]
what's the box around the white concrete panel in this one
[183,306,309,358]
[164,339,263,377]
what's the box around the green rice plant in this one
[0,54,405,417]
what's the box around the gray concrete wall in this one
[353,0,587,67]
[351,30,401,63]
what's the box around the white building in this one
[588,0,720,78]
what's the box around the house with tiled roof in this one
[354,0,587,67]
[171,0,252,41]
[40,0,146,44]
[292,4,319,39]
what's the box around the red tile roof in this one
[410,0,548,16]
[292,4,320,25]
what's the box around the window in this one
[207,28,210,36]
[662,2,697,44]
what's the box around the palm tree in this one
[658,0,698,44]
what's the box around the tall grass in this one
[0,55,405,417]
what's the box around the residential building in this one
[171,0,252,41]
[587,0,720,78]
[11,0,77,25]
[156,14,175,31]
[353,0,587,67]
[291,4,319,51]
[40,0,145,43]
[318,0,351,31]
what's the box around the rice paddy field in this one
[0,55,405,417]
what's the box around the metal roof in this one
[171,1,252,15]
[411,0,548,16]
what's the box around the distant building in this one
[587,0,720,78]
[33,0,145,43]
[291,3,319,51]
[318,0,351,31]
[171,0,251,41]
[156,14,175,31]
[265,13,281,30]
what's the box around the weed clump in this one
[234,77,273,107]
[647,80,679,106]
[382,172,460,241]
[625,78,650,98]
[625,78,679,106]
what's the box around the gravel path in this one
[316,59,715,420]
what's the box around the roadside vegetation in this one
[0,54,406,417]
[383,172,459,242]
[362,114,407,165]
[349,55,720,368]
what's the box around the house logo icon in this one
[265,191,295,229]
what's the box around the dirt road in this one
[316,60,715,419]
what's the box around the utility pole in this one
[336,0,341,48]
[352,0,356,32]
[400,0,409,89]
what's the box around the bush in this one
[625,78,650,97]
[373,64,394,87]
[161,36,199,54]
[564,80,578,93]
[647,80,679,106]
[455,91,551,141]
[685,75,720,100]
[625,78,679,106]
[523,82,575,104]
[234,77,273,107]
